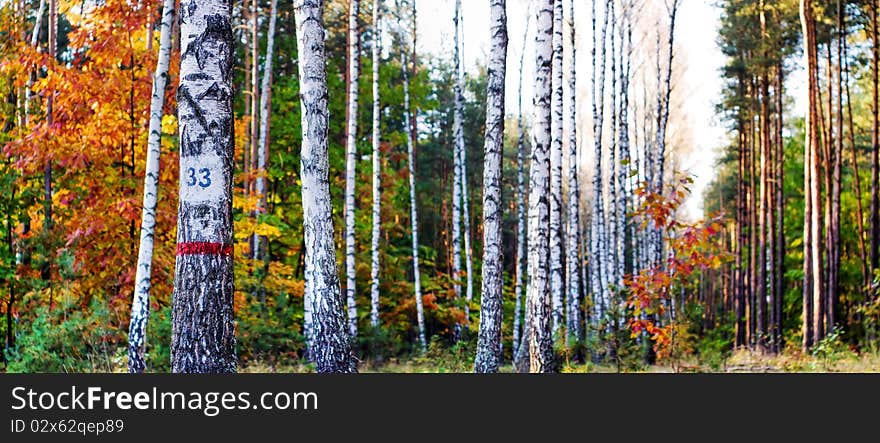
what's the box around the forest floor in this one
[239,349,880,373]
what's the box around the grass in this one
[238,349,880,373]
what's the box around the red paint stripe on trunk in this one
[176,242,233,256]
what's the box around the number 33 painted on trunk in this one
[186,167,212,188]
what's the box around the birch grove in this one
[128,0,176,374]
[474,0,508,374]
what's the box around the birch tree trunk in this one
[171,0,236,373]
[344,0,361,339]
[295,0,356,372]
[565,0,581,345]
[452,0,464,338]
[548,0,565,337]
[528,0,555,373]
[616,0,632,296]
[590,0,610,325]
[402,50,426,352]
[455,1,475,332]
[369,0,382,329]
[475,0,508,373]
[128,0,175,374]
[607,0,619,296]
[253,0,279,264]
[513,11,531,357]
[22,0,45,127]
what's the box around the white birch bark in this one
[369,0,382,329]
[549,0,565,336]
[172,0,237,373]
[590,0,610,324]
[402,51,427,352]
[128,0,175,374]
[607,0,619,292]
[344,0,361,338]
[616,0,632,290]
[295,0,356,372]
[475,0,508,373]
[564,0,581,344]
[253,0,279,262]
[451,0,464,338]
[513,11,531,359]
[528,0,555,373]
[23,0,46,127]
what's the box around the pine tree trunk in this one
[528,0,555,373]
[474,0,508,373]
[369,0,382,330]
[801,0,820,350]
[254,0,278,265]
[295,0,356,372]
[843,34,869,298]
[774,64,785,353]
[565,0,581,346]
[344,0,361,339]
[872,0,880,287]
[756,0,769,352]
[128,0,175,374]
[171,0,237,373]
[42,0,56,284]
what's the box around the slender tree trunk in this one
[756,0,769,352]
[254,0,278,266]
[475,0,508,373]
[774,63,785,353]
[249,0,258,261]
[452,0,464,338]
[528,0,554,373]
[869,2,880,344]
[369,0,382,330]
[513,11,531,360]
[457,4,475,334]
[565,0,581,345]
[172,0,237,373]
[344,0,361,339]
[801,0,820,350]
[829,0,843,334]
[549,0,565,337]
[42,0,57,284]
[128,0,176,374]
[617,0,632,304]
[295,0,356,372]
[843,32,869,296]
[590,0,610,327]
[607,0,619,304]
[22,0,45,128]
